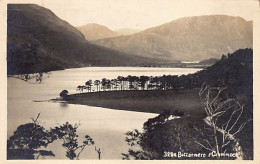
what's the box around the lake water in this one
[7,67,201,160]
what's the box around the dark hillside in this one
[7,4,157,75]
[190,48,253,96]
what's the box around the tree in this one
[221,54,227,61]
[76,85,86,93]
[94,80,101,92]
[101,78,107,91]
[7,114,96,160]
[122,112,204,160]
[111,79,116,90]
[196,84,250,159]
[60,90,69,98]
[117,76,124,90]
[7,113,56,159]
[95,146,102,160]
[123,111,176,160]
[115,79,120,90]
[35,72,43,83]
[106,79,111,90]
[85,80,93,92]
[127,75,136,90]
[51,122,94,160]
[139,76,149,90]
[122,76,128,90]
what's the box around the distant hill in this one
[7,4,157,75]
[77,23,119,40]
[190,48,253,96]
[93,15,252,61]
[77,24,139,40]
[198,58,219,65]
[115,28,139,36]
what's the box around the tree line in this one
[7,113,102,160]
[121,48,253,160]
[74,49,252,97]
[77,75,184,93]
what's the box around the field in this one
[64,88,206,117]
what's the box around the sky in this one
[11,0,260,30]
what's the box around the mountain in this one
[93,15,252,61]
[115,28,139,36]
[191,48,253,91]
[7,4,155,75]
[198,58,219,65]
[77,23,119,40]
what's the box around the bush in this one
[60,90,69,98]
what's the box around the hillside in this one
[60,48,253,159]
[114,28,139,36]
[198,58,219,65]
[190,48,253,96]
[93,15,252,61]
[77,23,119,40]
[7,4,155,75]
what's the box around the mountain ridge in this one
[114,28,139,36]
[93,15,253,61]
[77,23,119,40]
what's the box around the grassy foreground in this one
[63,88,205,117]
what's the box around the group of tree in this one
[9,72,50,84]
[7,42,64,75]
[77,75,180,92]
[7,42,53,83]
[7,113,97,160]
[75,49,252,96]
[122,48,253,160]
[122,84,252,160]
[7,43,40,75]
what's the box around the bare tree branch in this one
[197,84,248,159]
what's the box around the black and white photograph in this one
[0,0,260,162]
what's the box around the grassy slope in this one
[64,89,205,117]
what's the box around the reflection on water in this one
[59,102,69,108]
[7,67,201,159]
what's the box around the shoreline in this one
[52,89,206,117]
[7,65,205,76]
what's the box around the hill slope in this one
[114,28,139,36]
[77,23,119,40]
[7,4,153,75]
[93,15,252,61]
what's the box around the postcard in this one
[0,0,260,163]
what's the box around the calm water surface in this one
[7,67,201,159]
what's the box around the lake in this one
[7,67,201,160]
